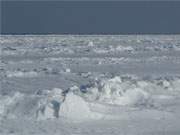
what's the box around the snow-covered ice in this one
[1,35,180,135]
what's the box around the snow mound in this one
[59,92,103,120]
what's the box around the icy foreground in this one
[1,35,180,135]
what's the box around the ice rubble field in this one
[1,35,180,135]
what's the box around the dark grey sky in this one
[1,1,180,34]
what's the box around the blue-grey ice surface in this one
[0,35,180,135]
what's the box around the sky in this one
[1,1,180,34]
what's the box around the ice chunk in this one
[37,99,59,120]
[88,41,94,46]
[59,92,103,120]
[65,68,71,73]
[36,88,65,120]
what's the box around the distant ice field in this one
[0,35,180,135]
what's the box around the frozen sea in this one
[0,35,180,135]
